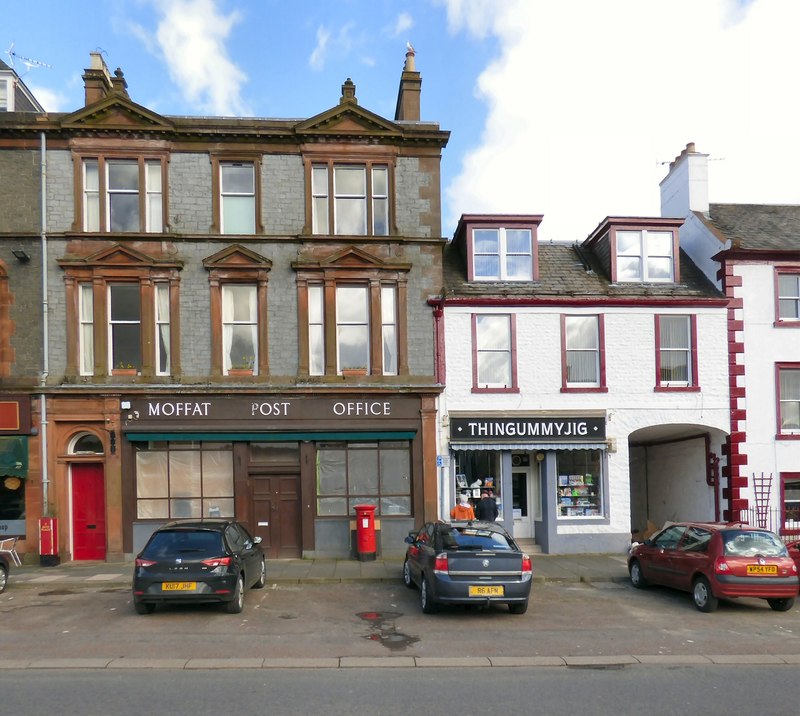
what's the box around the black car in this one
[0,551,9,594]
[132,519,266,615]
[403,521,532,614]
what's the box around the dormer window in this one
[455,215,543,283]
[473,228,533,280]
[616,230,674,282]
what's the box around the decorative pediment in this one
[61,95,174,131]
[294,246,410,273]
[202,244,272,270]
[296,104,401,138]
[58,243,182,269]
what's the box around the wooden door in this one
[251,474,301,558]
[71,463,107,560]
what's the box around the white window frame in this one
[565,315,600,387]
[0,76,10,111]
[778,273,800,321]
[658,315,692,386]
[381,285,398,376]
[779,367,800,434]
[472,228,533,281]
[616,230,674,283]
[308,284,325,376]
[78,283,94,376]
[107,283,142,372]
[474,314,513,389]
[336,285,370,373]
[311,163,390,237]
[221,284,258,375]
[220,162,256,235]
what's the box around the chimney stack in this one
[659,142,709,218]
[82,51,114,105]
[394,44,421,121]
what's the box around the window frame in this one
[775,268,800,326]
[305,158,395,237]
[295,250,409,377]
[58,245,181,379]
[561,314,607,392]
[780,472,800,536]
[614,228,675,283]
[654,314,699,391]
[210,155,263,235]
[471,227,534,281]
[471,313,517,393]
[776,363,800,439]
[75,153,167,234]
[221,283,259,375]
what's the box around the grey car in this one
[403,521,532,614]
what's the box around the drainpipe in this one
[39,131,49,516]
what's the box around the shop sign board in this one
[450,416,605,442]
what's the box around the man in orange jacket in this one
[450,494,475,520]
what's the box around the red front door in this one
[71,463,106,560]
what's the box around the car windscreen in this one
[721,530,788,558]
[441,527,514,551]
[141,529,225,559]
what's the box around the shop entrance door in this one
[71,463,107,560]
[251,473,301,558]
[512,467,535,539]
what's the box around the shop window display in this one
[556,449,603,517]
[452,450,501,515]
[135,441,234,519]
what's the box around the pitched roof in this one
[705,203,800,251]
[443,241,721,300]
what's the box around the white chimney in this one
[659,142,709,218]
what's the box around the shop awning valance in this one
[125,431,416,442]
[449,441,607,452]
[0,436,28,477]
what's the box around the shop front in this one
[448,413,625,553]
[121,394,433,558]
[0,396,32,543]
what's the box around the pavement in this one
[5,551,632,589]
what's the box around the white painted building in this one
[661,144,800,537]
[436,214,730,553]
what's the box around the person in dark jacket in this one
[475,489,499,521]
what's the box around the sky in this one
[4,0,800,243]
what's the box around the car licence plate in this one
[468,585,504,597]
[746,565,777,575]
[161,581,197,591]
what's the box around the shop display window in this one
[316,441,411,517]
[135,441,234,519]
[556,449,603,518]
[452,450,501,513]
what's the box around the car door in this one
[640,525,687,586]
[407,524,434,585]
[224,524,250,582]
[669,526,712,592]
[234,523,261,585]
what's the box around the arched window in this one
[70,432,104,455]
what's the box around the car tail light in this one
[433,553,448,575]
[521,554,532,581]
[202,556,232,569]
[714,558,731,574]
[135,558,156,568]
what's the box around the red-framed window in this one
[471,313,518,392]
[776,363,800,439]
[780,472,800,535]
[654,314,699,391]
[561,314,607,393]
[775,268,800,326]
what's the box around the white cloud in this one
[26,85,68,113]
[391,12,414,37]
[442,0,800,242]
[150,0,250,116]
[309,26,331,70]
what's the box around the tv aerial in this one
[6,43,52,75]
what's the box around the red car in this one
[787,541,800,573]
[628,521,799,612]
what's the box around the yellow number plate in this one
[746,565,777,575]
[468,585,504,597]
[161,581,197,591]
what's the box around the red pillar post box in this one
[39,517,60,567]
[354,504,377,561]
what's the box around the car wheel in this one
[225,574,245,614]
[420,575,438,614]
[252,557,267,589]
[629,559,648,589]
[692,576,718,612]
[133,599,155,615]
[508,601,528,615]
[0,563,7,593]
[767,597,795,612]
[402,558,416,589]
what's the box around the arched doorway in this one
[69,433,106,560]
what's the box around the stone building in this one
[0,49,449,560]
